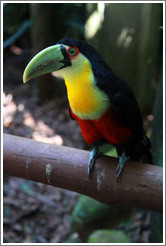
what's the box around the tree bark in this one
[3,134,163,213]
[97,3,162,112]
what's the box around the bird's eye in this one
[68,48,76,56]
[67,47,79,58]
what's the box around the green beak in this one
[23,44,71,83]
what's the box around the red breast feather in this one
[70,107,132,146]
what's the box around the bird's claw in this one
[116,163,123,180]
[88,146,100,177]
[88,159,94,177]
[88,148,130,180]
[116,151,130,180]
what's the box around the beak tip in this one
[23,71,28,84]
[23,79,27,84]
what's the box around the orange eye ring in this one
[67,47,79,58]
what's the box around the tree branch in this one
[3,133,163,213]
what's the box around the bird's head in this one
[23,38,98,83]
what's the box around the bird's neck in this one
[62,61,109,120]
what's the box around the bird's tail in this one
[116,135,153,165]
[139,136,153,164]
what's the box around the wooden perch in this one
[3,133,163,213]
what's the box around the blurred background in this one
[3,2,163,243]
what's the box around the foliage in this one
[87,229,131,243]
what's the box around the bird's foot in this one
[88,146,102,177]
[116,151,130,180]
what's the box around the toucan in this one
[23,38,152,179]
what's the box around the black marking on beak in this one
[60,45,71,68]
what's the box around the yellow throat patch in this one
[57,54,109,120]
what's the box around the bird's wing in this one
[111,91,143,135]
[93,62,143,136]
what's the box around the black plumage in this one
[57,38,152,165]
